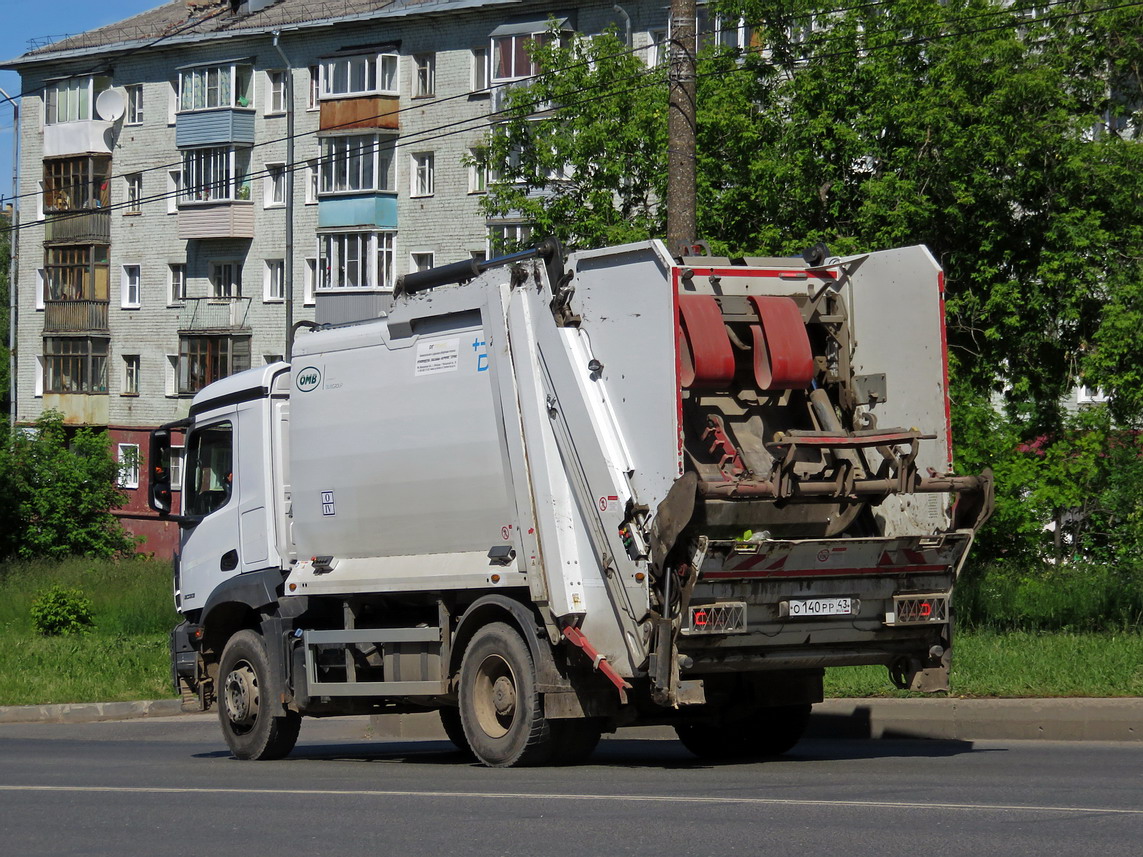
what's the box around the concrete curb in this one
[1,697,1139,742]
[0,699,184,725]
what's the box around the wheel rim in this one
[472,653,517,739]
[223,659,259,734]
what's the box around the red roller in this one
[749,296,814,390]
[677,294,736,389]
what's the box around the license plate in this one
[780,597,856,618]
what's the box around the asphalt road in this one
[1,716,1141,857]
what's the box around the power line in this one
[4,0,1138,234]
[1,0,1098,210]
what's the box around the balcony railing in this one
[43,299,109,332]
[177,296,252,332]
[44,210,111,245]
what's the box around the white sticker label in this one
[321,491,336,516]
[415,338,460,376]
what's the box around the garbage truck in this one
[150,238,992,766]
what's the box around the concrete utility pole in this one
[272,32,296,360]
[1,86,18,424]
[666,0,697,255]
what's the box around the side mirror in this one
[149,428,174,515]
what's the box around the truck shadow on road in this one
[197,735,984,768]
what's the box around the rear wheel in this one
[217,629,301,760]
[676,704,811,761]
[458,622,556,767]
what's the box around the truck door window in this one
[184,420,234,517]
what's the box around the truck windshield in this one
[184,421,233,518]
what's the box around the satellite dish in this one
[95,87,127,122]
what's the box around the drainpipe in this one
[272,32,295,360]
[613,5,632,47]
[1,86,17,424]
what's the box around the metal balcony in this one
[43,299,109,332]
[177,296,252,333]
[44,210,111,245]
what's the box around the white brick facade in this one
[7,1,670,436]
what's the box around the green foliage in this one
[29,584,95,636]
[0,411,139,560]
[0,557,178,704]
[479,28,668,249]
[483,4,1143,581]
[483,1,1143,430]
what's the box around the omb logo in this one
[296,367,322,392]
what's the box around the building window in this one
[125,84,144,124]
[168,263,187,305]
[43,155,111,211]
[468,149,488,193]
[121,265,141,309]
[471,47,489,92]
[411,252,434,272]
[305,159,319,203]
[264,259,285,302]
[178,62,254,112]
[264,162,285,207]
[412,152,435,197]
[304,257,317,304]
[319,134,394,193]
[126,173,143,213]
[307,65,320,110]
[180,147,250,203]
[170,446,184,491]
[648,30,668,66]
[44,75,110,125]
[318,231,395,291]
[167,169,181,214]
[489,223,533,256]
[267,69,287,114]
[209,261,241,299]
[44,245,109,301]
[122,355,140,396]
[44,336,109,393]
[117,443,141,489]
[178,336,251,395]
[320,53,398,98]
[414,53,436,97]
[491,33,553,82]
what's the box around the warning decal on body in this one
[415,338,460,376]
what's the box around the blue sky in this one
[1,1,154,206]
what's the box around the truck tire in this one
[217,629,301,761]
[675,703,811,761]
[439,706,474,758]
[458,622,557,767]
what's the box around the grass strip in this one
[825,631,1143,698]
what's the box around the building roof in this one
[3,0,526,69]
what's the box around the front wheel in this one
[458,622,557,767]
[217,629,301,760]
[676,704,811,761]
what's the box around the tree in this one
[479,29,668,250]
[482,0,1143,432]
[0,411,139,559]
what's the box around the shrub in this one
[30,584,95,636]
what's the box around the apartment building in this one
[2,0,675,554]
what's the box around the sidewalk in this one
[1,696,1139,742]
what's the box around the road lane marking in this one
[0,785,1139,816]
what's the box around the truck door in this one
[177,410,242,614]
